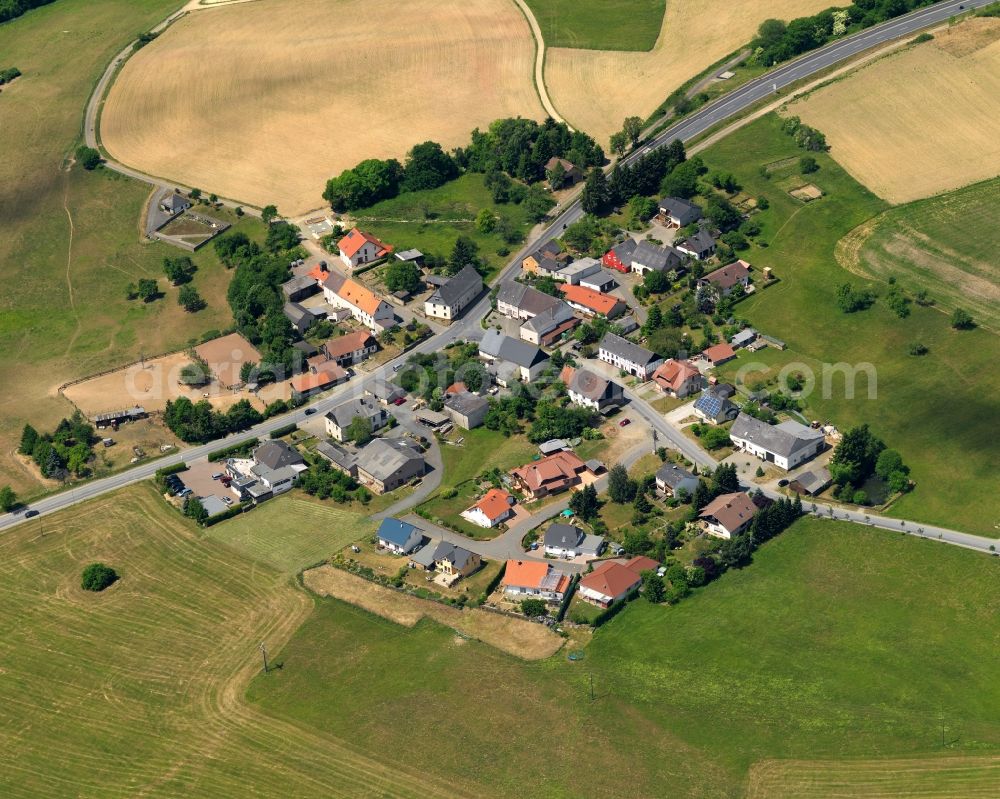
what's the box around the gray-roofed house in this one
[655,463,699,498]
[693,387,740,425]
[555,257,601,285]
[282,274,320,302]
[324,398,389,442]
[659,197,703,228]
[159,193,191,215]
[283,302,321,333]
[559,365,625,413]
[731,328,758,349]
[479,329,550,383]
[519,300,578,346]
[376,518,423,555]
[314,440,358,476]
[408,540,438,570]
[676,227,717,261]
[597,332,663,380]
[443,391,489,430]
[789,466,832,496]
[543,523,605,559]
[366,379,406,405]
[603,237,638,272]
[253,439,306,472]
[631,240,684,276]
[432,541,482,579]
[424,264,484,320]
[729,413,826,470]
[355,438,426,493]
[579,269,618,293]
[496,282,562,320]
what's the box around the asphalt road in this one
[8,0,996,559]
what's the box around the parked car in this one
[619,418,631,427]
[212,473,223,480]
[392,396,406,406]
[222,496,233,505]
[304,407,317,415]
[778,479,789,487]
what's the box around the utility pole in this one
[652,428,658,454]
[589,672,595,701]
[259,641,269,674]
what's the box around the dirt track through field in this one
[788,18,1000,203]
[101,0,543,215]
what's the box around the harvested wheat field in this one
[102,0,543,215]
[545,0,830,144]
[303,564,564,660]
[747,754,1000,799]
[788,18,1000,204]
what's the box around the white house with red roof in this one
[501,560,571,603]
[461,488,515,529]
[338,228,393,269]
[578,556,660,607]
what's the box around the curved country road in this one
[510,0,568,126]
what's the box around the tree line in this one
[0,0,56,24]
[19,412,97,480]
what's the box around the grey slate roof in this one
[444,391,488,417]
[161,193,189,212]
[731,328,757,347]
[521,300,575,335]
[479,329,549,369]
[729,413,825,459]
[632,240,683,272]
[409,540,438,568]
[427,264,483,307]
[655,463,697,489]
[356,438,424,482]
[254,440,305,471]
[326,397,382,429]
[679,227,716,254]
[544,523,585,549]
[368,379,405,402]
[792,466,832,494]
[599,332,659,368]
[314,440,357,473]
[659,197,703,225]
[497,282,562,316]
[432,541,477,572]
[609,238,637,262]
[565,367,623,405]
[282,275,318,297]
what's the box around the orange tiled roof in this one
[652,359,700,391]
[702,343,736,364]
[308,263,330,283]
[325,330,375,359]
[338,228,392,259]
[290,365,346,393]
[473,488,514,522]
[337,278,385,316]
[511,450,586,492]
[558,283,620,316]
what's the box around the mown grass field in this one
[837,176,1000,331]
[204,493,377,573]
[353,173,539,280]
[0,483,461,799]
[0,0,263,500]
[704,114,1000,537]
[252,516,1000,798]
[523,0,666,51]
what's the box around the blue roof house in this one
[376,518,424,555]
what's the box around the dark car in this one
[392,396,407,406]
[778,479,789,487]
[25,510,39,518]
[618,418,631,427]
[304,408,317,415]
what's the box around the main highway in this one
[5,0,996,559]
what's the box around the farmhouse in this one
[521,242,567,275]
[651,359,703,398]
[542,523,605,559]
[693,387,740,425]
[314,440,358,476]
[655,463,699,498]
[699,260,752,297]
[630,240,684,276]
[376,518,423,555]
[602,238,637,273]
[699,492,757,539]
[598,332,663,380]
[461,488,515,528]
[545,156,584,186]
[701,343,736,366]
[355,438,425,493]
[423,265,483,321]
[338,228,392,269]
[558,284,625,319]
[495,283,577,345]
[289,364,348,397]
[559,365,624,413]
[366,379,405,406]
[432,542,482,581]
[479,329,549,383]
[322,273,395,333]
[501,560,571,603]
[324,330,378,367]
[676,227,717,261]
[443,391,489,430]
[324,397,389,442]
[578,556,660,607]
[510,450,590,500]
[658,197,702,228]
[729,413,825,471]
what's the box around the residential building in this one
[701,342,736,366]
[501,560,571,603]
[324,330,378,366]
[423,264,483,320]
[282,274,320,302]
[559,365,625,413]
[602,238,638,273]
[651,359,703,398]
[699,492,757,539]
[558,284,625,319]
[443,391,489,430]
[676,227,717,260]
[658,197,702,228]
[510,450,590,500]
[729,413,826,470]
[461,488,515,528]
[521,242,567,275]
[314,440,357,477]
[542,523,605,559]
[324,397,389,442]
[693,387,739,425]
[432,541,482,579]
[408,540,438,570]
[545,156,584,186]
[227,441,307,503]
[254,440,306,471]
[289,364,348,397]
[789,466,833,496]
[159,193,191,215]
[366,379,406,405]
[519,301,579,346]
[495,283,577,345]
[376,518,423,554]
[322,273,395,332]
[555,257,601,285]
[699,260,752,297]
[338,228,392,268]
[578,556,660,607]
[598,332,663,380]
[579,269,618,293]
[731,328,758,349]
[630,240,684,276]
[479,329,550,383]
[283,301,321,334]
[355,438,426,493]
[655,463,699,498]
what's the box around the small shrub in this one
[81,563,118,592]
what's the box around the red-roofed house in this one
[651,359,703,398]
[699,492,757,539]
[502,559,571,603]
[461,488,515,529]
[322,274,396,332]
[578,556,660,607]
[701,343,736,366]
[510,450,590,500]
[558,284,625,319]
[338,228,393,269]
[324,330,378,366]
[289,364,348,397]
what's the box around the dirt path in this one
[510,0,568,126]
[61,177,83,356]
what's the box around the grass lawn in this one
[205,493,377,573]
[523,0,666,51]
[350,173,537,281]
[698,114,1000,537]
[0,0,264,499]
[250,515,1000,797]
[837,176,1000,331]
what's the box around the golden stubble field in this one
[544,0,832,145]
[101,0,544,216]
[788,18,1000,204]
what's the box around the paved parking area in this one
[181,459,231,503]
